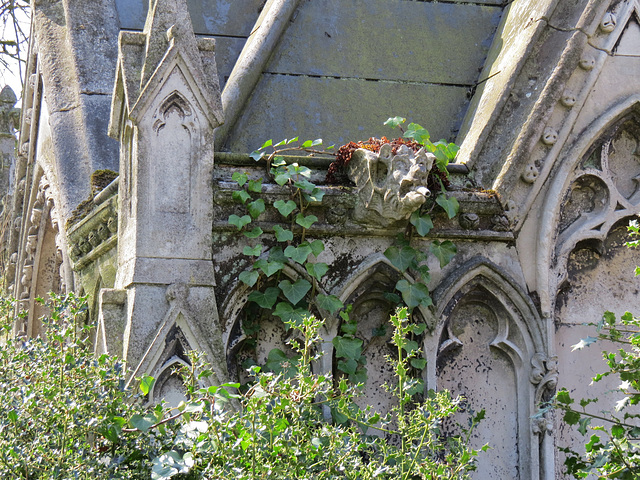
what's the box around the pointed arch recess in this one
[431,257,546,480]
[537,96,640,315]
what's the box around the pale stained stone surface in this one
[555,224,640,324]
[554,322,636,480]
[438,294,521,480]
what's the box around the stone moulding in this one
[213,151,512,240]
[67,193,118,271]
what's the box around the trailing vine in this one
[228,117,461,388]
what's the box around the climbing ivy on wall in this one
[229,117,461,387]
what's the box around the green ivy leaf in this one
[139,374,155,396]
[294,179,316,193]
[404,123,430,144]
[304,188,325,203]
[228,214,251,231]
[430,240,457,268]
[411,323,427,335]
[578,417,591,436]
[231,171,248,187]
[350,368,368,385]
[243,226,263,238]
[309,239,324,256]
[248,179,262,193]
[265,348,299,377]
[403,340,419,353]
[273,302,306,326]
[410,358,427,369]
[410,211,433,236]
[284,244,312,264]
[416,264,430,283]
[338,358,358,375]
[269,246,287,264]
[253,259,284,277]
[384,116,406,129]
[436,194,459,219]
[288,163,312,178]
[248,287,280,309]
[274,171,291,186]
[332,407,348,424]
[232,190,251,204]
[273,199,297,217]
[384,245,416,271]
[342,322,358,336]
[243,245,262,257]
[247,199,265,219]
[273,225,294,242]
[130,414,155,433]
[239,270,259,287]
[250,150,265,161]
[333,336,363,360]
[305,262,329,281]
[278,279,311,305]
[315,294,343,314]
[296,213,318,229]
[396,279,432,309]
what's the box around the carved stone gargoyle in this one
[346,143,435,227]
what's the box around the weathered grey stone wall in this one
[115,0,504,152]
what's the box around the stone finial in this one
[110,0,223,138]
[139,0,202,90]
[0,86,20,134]
[346,143,435,227]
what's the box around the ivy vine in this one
[228,117,461,388]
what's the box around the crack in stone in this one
[262,71,473,89]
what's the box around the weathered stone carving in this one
[459,212,480,230]
[541,127,558,146]
[599,12,616,33]
[530,353,558,437]
[346,143,435,227]
[560,92,577,108]
[521,163,539,184]
[579,56,596,71]
[0,86,20,134]
[491,214,510,232]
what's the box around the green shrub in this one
[0,295,484,479]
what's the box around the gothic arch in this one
[430,257,548,480]
[221,259,324,382]
[538,96,640,315]
[11,168,69,337]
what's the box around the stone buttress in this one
[104,0,228,391]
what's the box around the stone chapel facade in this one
[1,0,640,478]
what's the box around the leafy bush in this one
[0,295,484,479]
